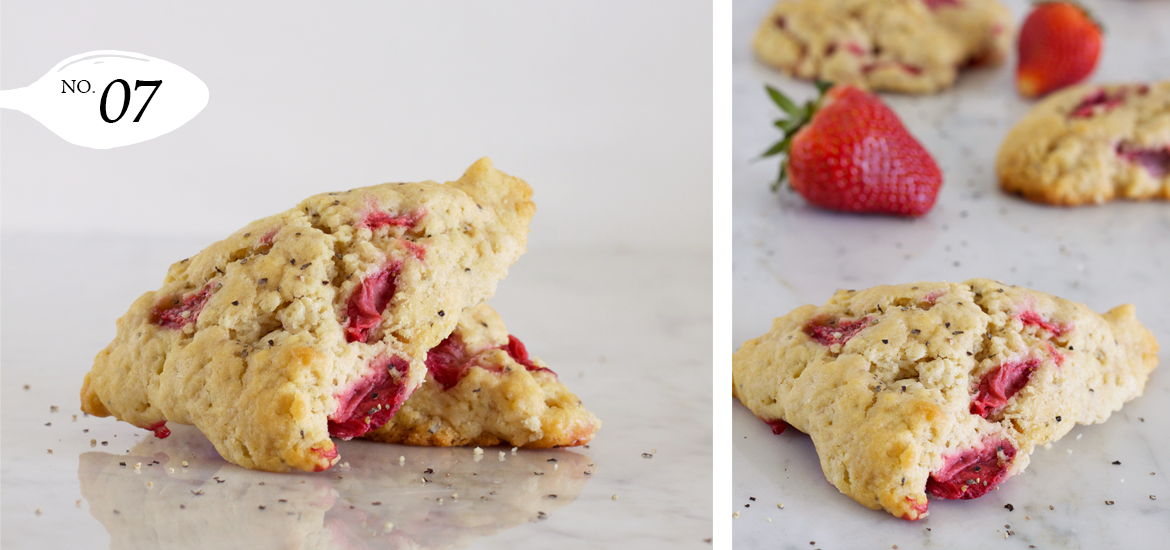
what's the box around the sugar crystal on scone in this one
[80,158,534,472]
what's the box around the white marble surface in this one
[1,234,712,549]
[732,0,1170,547]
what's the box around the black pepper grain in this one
[1004,503,1014,511]
[1112,460,1121,465]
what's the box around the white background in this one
[1,1,711,250]
[733,0,1170,548]
[1,2,715,549]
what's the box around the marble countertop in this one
[732,0,1170,547]
[0,234,712,549]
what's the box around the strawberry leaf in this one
[761,138,788,158]
[767,85,801,116]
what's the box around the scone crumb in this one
[90,439,97,447]
[512,447,518,455]
[499,451,506,461]
[382,522,393,532]
[399,456,405,466]
[778,502,784,509]
[732,511,739,518]
[75,500,81,508]
[612,494,619,501]
[1150,495,1157,500]
[35,509,41,516]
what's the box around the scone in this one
[753,0,1012,94]
[364,303,600,448]
[732,280,1158,520]
[80,158,534,472]
[998,82,1170,205]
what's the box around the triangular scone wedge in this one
[81,158,535,472]
[733,279,1157,520]
[363,303,600,448]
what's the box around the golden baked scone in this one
[998,82,1170,205]
[733,280,1158,520]
[80,158,534,472]
[753,0,1012,94]
[365,303,600,448]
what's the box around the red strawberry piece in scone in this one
[998,82,1170,205]
[763,84,943,217]
[365,303,599,449]
[734,279,1158,520]
[80,158,535,472]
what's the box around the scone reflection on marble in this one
[78,425,593,550]
[732,280,1158,520]
[364,303,600,448]
[80,158,534,473]
[753,0,1012,94]
[997,81,1170,205]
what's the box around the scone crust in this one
[80,158,534,472]
[364,304,600,448]
[997,82,1170,205]
[733,280,1157,519]
[753,0,1012,94]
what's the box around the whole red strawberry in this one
[1017,1,1103,98]
[763,83,942,217]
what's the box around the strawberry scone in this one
[365,303,599,448]
[732,280,1158,520]
[753,0,1012,94]
[998,82,1170,205]
[81,158,534,472]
